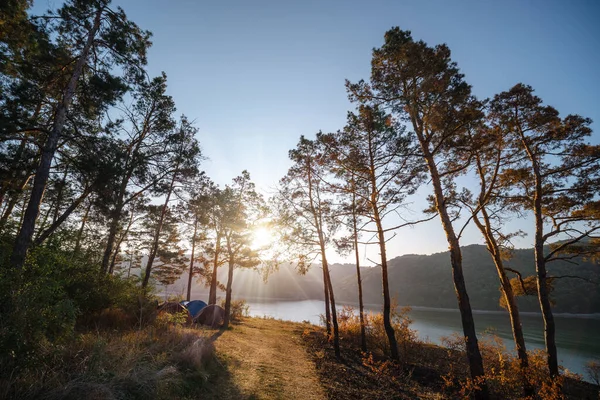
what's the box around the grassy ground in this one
[4,316,599,399]
[200,317,325,400]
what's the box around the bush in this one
[0,244,156,373]
[440,331,578,399]
[220,299,250,322]
[336,303,417,359]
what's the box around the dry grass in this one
[202,317,326,400]
[304,307,600,400]
[0,324,215,400]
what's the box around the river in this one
[245,299,600,379]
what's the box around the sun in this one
[252,226,274,249]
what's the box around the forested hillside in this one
[171,244,600,314]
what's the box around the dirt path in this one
[202,318,326,400]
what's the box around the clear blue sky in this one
[35,0,600,262]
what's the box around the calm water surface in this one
[246,299,600,378]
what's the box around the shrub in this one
[585,359,600,386]
[220,299,249,322]
[440,331,578,399]
[336,303,417,359]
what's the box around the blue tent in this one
[186,300,208,318]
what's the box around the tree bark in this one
[73,200,91,254]
[208,233,222,305]
[321,247,340,358]
[518,129,559,378]
[142,170,178,288]
[534,181,558,378]
[473,211,531,394]
[422,150,488,398]
[306,156,340,357]
[322,264,331,335]
[366,127,399,361]
[373,205,399,360]
[34,186,91,246]
[223,253,235,328]
[0,174,33,232]
[108,203,136,275]
[187,217,198,301]
[10,7,103,269]
[352,193,367,352]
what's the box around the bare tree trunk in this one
[373,205,399,360]
[0,174,33,232]
[321,248,340,358]
[519,134,559,379]
[73,200,91,254]
[223,255,235,328]
[534,187,558,378]
[473,211,531,394]
[142,171,177,288]
[322,265,331,335]
[186,218,198,301]
[10,8,103,269]
[208,234,221,305]
[102,209,121,273]
[34,186,91,246]
[52,164,69,224]
[423,151,488,398]
[352,202,367,352]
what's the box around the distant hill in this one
[166,244,600,314]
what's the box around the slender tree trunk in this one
[208,234,221,305]
[373,206,399,360]
[366,127,398,360]
[142,171,178,288]
[0,174,33,232]
[534,183,558,378]
[73,200,91,254]
[10,8,103,269]
[109,203,137,274]
[322,265,331,335]
[352,202,367,352]
[473,211,531,394]
[34,186,91,246]
[187,218,198,301]
[519,132,559,379]
[423,151,488,398]
[52,164,69,224]
[321,247,340,358]
[223,254,235,328]
[101,208,122,273]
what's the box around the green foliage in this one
[0,242,153,373]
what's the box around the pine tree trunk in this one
[423,152,488,398]
[473,211,531,393]
[534,186,558,378]
[374,206,399,361]
[0,174,33,232]
[322,265,331,335]
[321,248,340,358]
[142,171,177,288]
[208,235,221,305]
[519,133,559,379]
[10,8,103,269]
[34,186,91,246]
[102,209,122,273]
[352,204,367,352]
[187,218,198,301]
[73,200,91,254]
[223,255,235,328]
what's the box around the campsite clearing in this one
[201,318,326,400]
